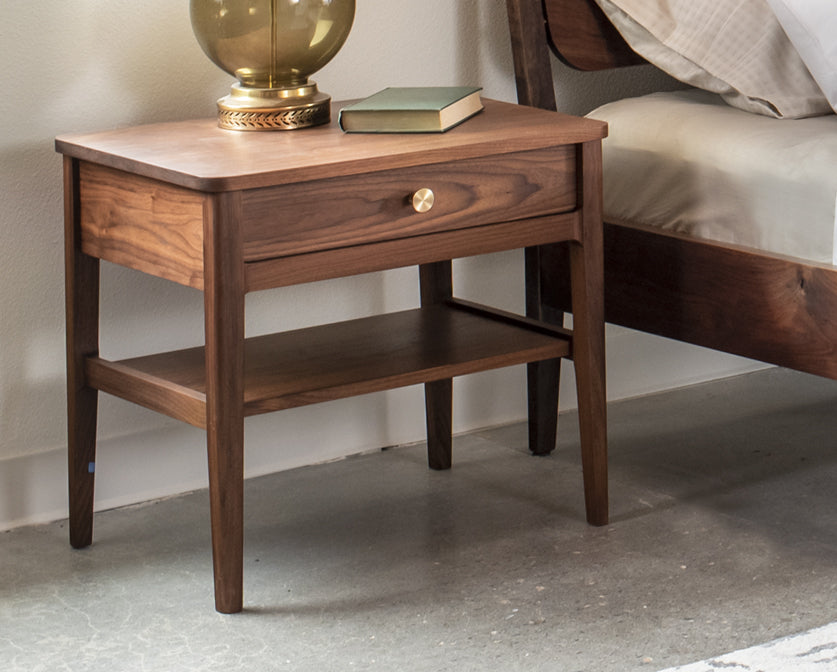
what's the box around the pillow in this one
[766,0,837,113]
[594,0,832,118]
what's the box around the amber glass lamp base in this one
[190,0,355,131]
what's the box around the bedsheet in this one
[588,89,837,264]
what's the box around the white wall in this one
[0,0,763,531]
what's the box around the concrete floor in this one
[2,367,837,671]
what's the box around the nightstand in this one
[56,99,608,613]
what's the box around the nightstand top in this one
[55,99,607,192]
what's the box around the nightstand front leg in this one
[64,157,100,549]
[420,261,453,470]
[570,141,608,526]
[203,193,246,614]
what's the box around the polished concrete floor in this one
[2,367,837,671]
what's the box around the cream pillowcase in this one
[594,0,832,118]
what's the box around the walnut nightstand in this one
[56,99,608,613]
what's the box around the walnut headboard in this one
[542,0,644,70]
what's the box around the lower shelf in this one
[85,300,572,429]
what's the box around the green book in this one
[338,86,483,133]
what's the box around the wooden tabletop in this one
[55,99,607,192]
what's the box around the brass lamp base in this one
[217,82,331,131]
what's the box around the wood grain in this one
[86,305,571,419]
[85,357,207,428]
[506,0,559,110]
[55,100,606,192]
[245,211,581,291]
[569,141,608,526]
[540,220,837,381]
[241,147,576,261]
[203,191,246,614]
[524,242,563,457]
[79,162,205,288]
[420,261,454,471]
[603,224,837,379]
[64,156,100,549]
[543,0,645,71]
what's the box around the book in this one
[338,86,484,133]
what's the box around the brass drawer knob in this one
[411,188,435,213]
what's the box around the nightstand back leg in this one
[526,245,563,456]
[420,261,454,470]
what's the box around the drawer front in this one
[241,146,577,261]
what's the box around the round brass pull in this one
[411,188,435,213]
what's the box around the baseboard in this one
[0,375,526,532]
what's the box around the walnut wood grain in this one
[64,156,100,550]
[58,100,608,613]
[519,149,608,523]
[79,163,205,289]
[603,224,837,379]
[420,261,454,471]
[506,0,559,110]
[85,305,571,421]
[203,191,245,614]
[449,297,573,341]
[85,357,207,428]
[525,241,563,457]
[241,147,576,261]
[55,100,606,192]
[569,141,607,526]
[539,220,837,382]
[505,0,613,484]
[244,211,581,291]
[543,0,645,70]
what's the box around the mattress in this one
[587,89,837,265]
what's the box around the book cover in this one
[338,86,484,133]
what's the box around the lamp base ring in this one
[217,84,331,131]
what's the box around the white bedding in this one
[587,89,837,265]
[766,0,837,113]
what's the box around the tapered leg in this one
[203,192,246,613]
[420,261,453,470]
[424,379,453,470]
[64,157,100,549]
[526,358,561,455]
[570,141,608,526]
[525,246,563,456]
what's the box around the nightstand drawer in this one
[241,146,577,261]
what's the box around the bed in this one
[505,0,837,380]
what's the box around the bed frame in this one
[506,0,837,380]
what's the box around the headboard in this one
[542,0,644,71]
[506,0,644,109]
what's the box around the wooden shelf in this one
[85,301,572,429]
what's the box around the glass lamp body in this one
[190,0,355,130]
